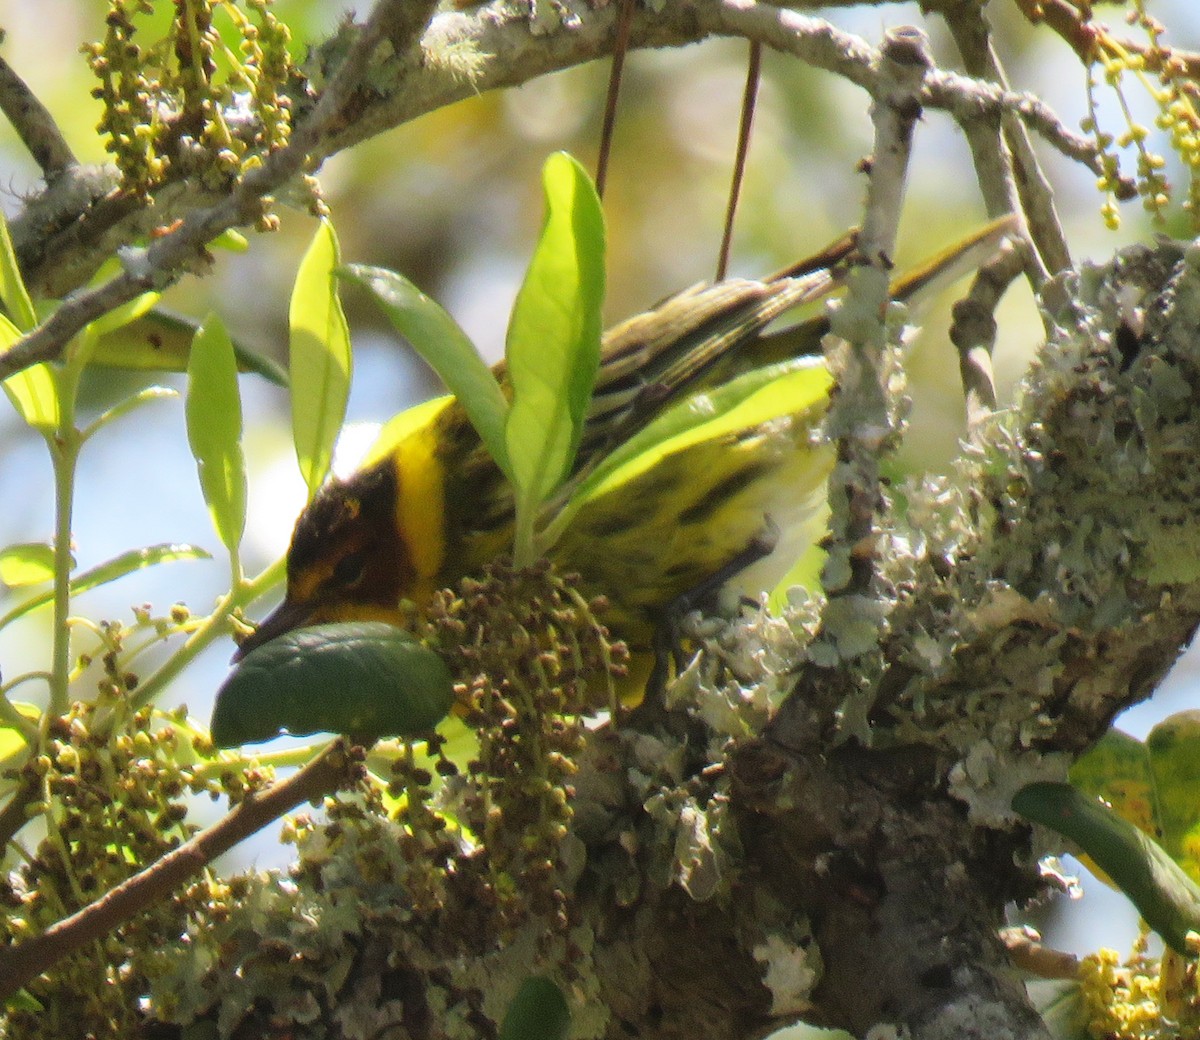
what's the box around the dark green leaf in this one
[499,977,570,1040]
[0,544,211,630]
[505,152,605,556]
[212,622,454,748]
[187,315,247,554]
[340,263,511,482]
[1013,781,1200,953]
[289,218,351,496]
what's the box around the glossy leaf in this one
[1014,781,1200,953]
[186,315,247,554]
[340,263,511,482]
[289,218,352,496]
[505,152,605,558]
[211,622,454,747]
[499,977,570,1040]
[0,543,211,631]
[0,542,58,587]
[91,309,287,385]
[0,312,59,433]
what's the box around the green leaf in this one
[91,309,287,386]
[340,263,511,482]
[0,312,59,432]
[83,386,179,442]
[0,702,38,761]
[1013,781,1200,954]
[289,218,352,496]
[0,542,58,587]
[0,207,35,330]
[211,622,454,748]
[0,725,27,764]
[186,315,247,554]
[3,989,44,1013]
[499,977,570,1040]
[0,543,212,631]
[1071,713,1200,885]
[543,357,832,550]
[212,229,249,252]
[505,152,605,560]
[87,290,161,338]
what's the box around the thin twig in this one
[937,5,1068,282]
[1010,0,1200,79]
[595,0,635,200]
[7,1,1116,307]
[716,41,761,281]
[951,238,1026,434]
[0,53,76,176]
[0,741,357,1004]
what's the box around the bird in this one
[233,218,1018,684]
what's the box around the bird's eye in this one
[332,551,366,588]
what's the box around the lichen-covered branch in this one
[64,237,1200,1040]
[3,0,1114,347]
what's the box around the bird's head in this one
[233,459,414,661]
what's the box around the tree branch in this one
[0,50,76,177]
[0,0,438,382]
[0,740,357,1005]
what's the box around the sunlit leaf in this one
[186,315,247,554]
[82,386,179,442]
[289,218,351,496]
[0,702,39,764]
[212,622,453,747]
[0,542,59,587]
[1072,713,1200,885]
[505,152,605,560]
[542,357,832,551]
[0,312,59,432]
[340,264,511,481]
[211,229,249,252]
[0,543,211,630]
[0,207,35,330]
[87,290,161,338]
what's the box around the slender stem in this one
[595,0,635,200]
[716,40,761,281]
[47,433,78,719]
[129,555,285,712]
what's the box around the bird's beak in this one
[231,597,314,662]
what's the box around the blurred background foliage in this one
[0,0,1198,936]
